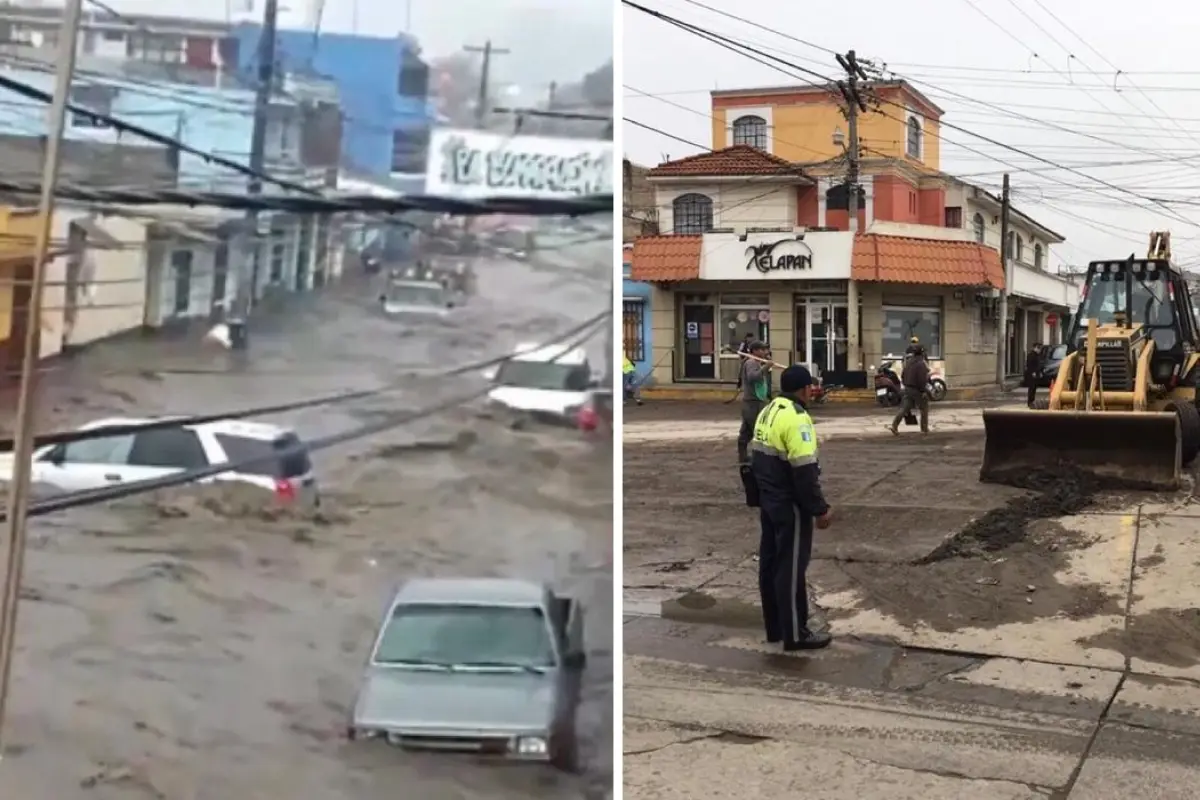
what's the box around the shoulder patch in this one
[801,430,812,443]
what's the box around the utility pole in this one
[229,0,280,351]
[997,173,1012,386]
[0,0,82,753]
[836,50,870,376]
[464,40,509,129]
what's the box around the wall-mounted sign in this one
[686,321,699,338]
[745,237,813,274]
[426,128,613,200]
[699,231,854,282]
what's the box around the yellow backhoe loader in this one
[980,232,1200,490]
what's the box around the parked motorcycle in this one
[872,361,902,406]
[927,364,948,402]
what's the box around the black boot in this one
[783,629,832,651]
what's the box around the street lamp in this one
[832,126,846,149]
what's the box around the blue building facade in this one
[623,247,653,382]
[231,25,435,177]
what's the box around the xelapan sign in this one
[426,128,613,200]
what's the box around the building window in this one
[944,206,962,229]
[719,294,770,354]
[883,305,941,358]
[1034,242,1044,270]
[1014,233,1024,263]
[170,249,192,315]
[392,128,431,174]
[69,85,115,128]
[906,116,922,159]
[825,182,866,211]
[972,212,985,243]
[968,298,998,354]
[269,231,286,282]
[672,193,713,234]
[622,299,645,361]
[731,115,767,150]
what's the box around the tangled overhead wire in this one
[22,309,610,518]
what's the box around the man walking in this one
[890,349,931,435]
[749,365,833,650]
[1024,343,1044,407]
[737,341,772,464]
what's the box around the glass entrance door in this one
[681,303,716,379]
[801,301,848,376]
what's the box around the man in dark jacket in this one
[890,351,931,434]
[737,341,772,464]
[1025,344,1044,407]
[749,364,833,650]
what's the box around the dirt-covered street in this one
[0,240,613,799]
[624,399,1200,798]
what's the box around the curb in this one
[641,385,1002,403]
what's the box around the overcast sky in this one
[623,0,1200,270]
[98,0,611,87]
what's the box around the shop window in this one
[968,301,998,354]
[719,294,770,354]
[731,115,767,150]
[883,306,941,358]
[622,299,645,361]
[972,212,985,244]
[672,193,713,235]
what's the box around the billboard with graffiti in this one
[425,128,612,200]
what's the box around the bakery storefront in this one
[631,230,1006,388]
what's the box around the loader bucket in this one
[980,408,1181,490]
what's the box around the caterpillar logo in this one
[1096,340,1124,348]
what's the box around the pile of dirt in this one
[921,465,1135,563]
[833,465,1148,632]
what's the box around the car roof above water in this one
[392,577,548,607]
[80,417,297,441]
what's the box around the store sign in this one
[745,238,813,274]
[700,231,854,281]
[426,128,613,200]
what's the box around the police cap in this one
[780,364,815,393]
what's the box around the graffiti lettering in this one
[438,135,612,196]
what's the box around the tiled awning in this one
[852,233,1004,289]
[629,235,702,282]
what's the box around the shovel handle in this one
[738,351,787,370]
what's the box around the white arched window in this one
[906,116,922,159]
[732,115,767,150]
[672,193,714,234]
[972,213,985,244]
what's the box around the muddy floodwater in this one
[0,244,613,799]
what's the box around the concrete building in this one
[944,179,1077,375]
[622,244,652,380]
[623,159,656,244]
[630,146,1010,388]
[231,25,434,176]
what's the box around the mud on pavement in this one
[624,424,1184,635]
[0,249,614,799]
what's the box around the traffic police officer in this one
[749,364,834,651]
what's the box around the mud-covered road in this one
[624,401,1200,797]
[0,239,613,799]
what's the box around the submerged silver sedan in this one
[347,577,586,771]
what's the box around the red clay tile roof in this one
[647,145,809,178]
[629,235,702,282]
[852,234,1004,288]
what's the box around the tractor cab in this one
[1065,259,1200,390]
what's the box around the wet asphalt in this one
[0,238,613,799]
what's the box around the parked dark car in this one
[1039,344,1068,387]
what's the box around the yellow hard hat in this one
[910,336,920,344]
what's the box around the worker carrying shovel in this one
[889,348,931,435]
[737,342,783,464]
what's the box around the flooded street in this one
[0,242,613,799]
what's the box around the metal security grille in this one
[623,299,645,361]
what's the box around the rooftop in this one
[647,145,810,179]
[393,578,548,607]
[712,79,944,118]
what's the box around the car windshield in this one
[386,283,445,307]
[1048,344,1067,361]
[373,604,556,668]
[494,360,589,392]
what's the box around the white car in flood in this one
[380,277,453,317]
[485,343,596,421]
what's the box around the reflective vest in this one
[623,357,636,375]
[750,396,819,468]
